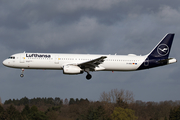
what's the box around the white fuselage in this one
[3,53,147,71]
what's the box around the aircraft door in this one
[54,55,59,64]
[20,54,25,63]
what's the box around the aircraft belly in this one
[13,61,62,69]
[31,61,62,69]
[102,61,142,71]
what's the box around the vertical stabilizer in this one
[148,33,174,59]
[138,33,175,70]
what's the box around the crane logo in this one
[157,44,169,56]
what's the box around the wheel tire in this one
[86,74,92,80]
[20,74,24,78]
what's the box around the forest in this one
[0,89,180,120]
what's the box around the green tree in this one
[4,104,23,120]
[21,105,31,115]
[69,98,76,105]
[169,106,180,120]
[78,105,110,120]
[86,106,105,120]
[45,106,61,114]
[76,98,80,104]
[54,97,62,105]
[0,105,4,113]
[111,107,138,120]
[28,111,48,120]
[0,105,4,120]
[19,97,29,105]
[46,97,54,105]
[30,105,38,113]
[27,105,48,120]
[4,99,12,105]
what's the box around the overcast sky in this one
[0,0,180,103]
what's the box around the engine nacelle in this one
[63,65,84,75]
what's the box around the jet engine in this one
[63,65,84,74]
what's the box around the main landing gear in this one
[86,73,92,80]
[20,68,24,78]
[85,69,92,80]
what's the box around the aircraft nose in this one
[2,60,8,66]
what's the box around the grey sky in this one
[0,0,180,103]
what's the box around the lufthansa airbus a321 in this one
[2,33,177,80]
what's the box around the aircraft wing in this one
[77,56,107,71]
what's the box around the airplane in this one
[2,33,177,80]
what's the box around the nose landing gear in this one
[20,68,24,78]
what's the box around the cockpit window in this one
[8,56,15,59]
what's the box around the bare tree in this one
[100,91,111,103]
[100,89,134,103]
[64,98,69,105]
[125,90,134,103]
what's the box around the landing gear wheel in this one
[86,74,92,80]
[20,74,24,78]
[20,68,24,78]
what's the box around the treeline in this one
[0,89,180,120]
[4,97,63,106]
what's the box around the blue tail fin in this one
[137,33,175,70]
[148,33,174,59]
